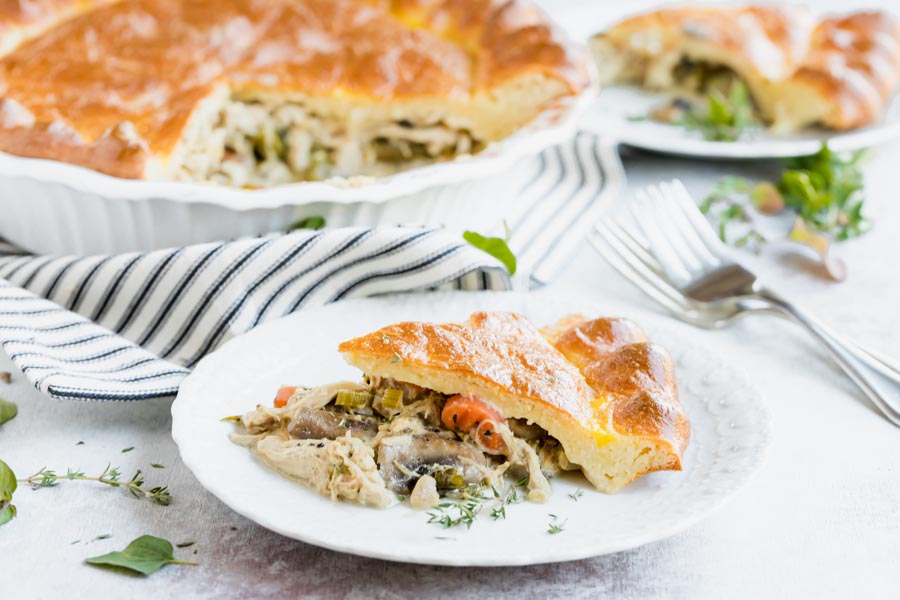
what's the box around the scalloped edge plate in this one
[172,291,773,566]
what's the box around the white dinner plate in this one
[582,85,900,159]
[172,291,773,566]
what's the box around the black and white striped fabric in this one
[0,133,616,401]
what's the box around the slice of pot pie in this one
[0,0,588,187]
[590,5,900,132]
[230,312,690,510]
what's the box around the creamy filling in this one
[175,98,483,187]
[231,377,568,508]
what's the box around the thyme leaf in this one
[547,514,567,535]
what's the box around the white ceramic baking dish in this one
[0,86,597,256]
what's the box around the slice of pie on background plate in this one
[590,5,900,132]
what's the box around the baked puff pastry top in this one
[340,311,690,493]
[0,0,587,186]
[591,5,900,132]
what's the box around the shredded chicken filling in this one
[176,98,484,187]
[231,377,571,508]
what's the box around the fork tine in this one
[627,188,694,286]
[644,184,710,276]
[654,181,723,269]
[605,221,665,277]
[666,179,736,263]
[592,224,694,313]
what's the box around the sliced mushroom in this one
[288,409,381,441]
[377,433,489,493]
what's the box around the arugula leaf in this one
[463,231,517,275]
[86,535,197,576]
[703,143,868,256]
[678,81,757,142]
[777,144,868,240]
[0,459,17,527]
[0,398,16,425]
[290,216,326,231]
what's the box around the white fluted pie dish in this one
[0,89,595,256]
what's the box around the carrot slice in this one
[274,386,297,408]
[441,395,505,453]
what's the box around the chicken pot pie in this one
[230,312,690,510]
[590,5,900,132]
[0,0,587,187]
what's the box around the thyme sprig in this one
[547,514,567,535]
[19,464,172,505]
[426,483,523,529]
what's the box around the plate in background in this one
[582,85,900,159]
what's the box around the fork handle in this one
[755,288,900,427]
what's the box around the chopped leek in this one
[334,390,372,410]
[381,388,404,410]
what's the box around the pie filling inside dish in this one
[229,312,691,509]
[590,5,900,132]
[0,0,587,186]
[174,94,485,187]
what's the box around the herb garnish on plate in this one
[642,81,758,142]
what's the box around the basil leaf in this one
[290,216,326,230]
[462,231,517,275]
[0,458,17,527]
[86,535,196,576]
[0,398,16,425]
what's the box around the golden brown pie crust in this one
[0,0,587,179]
[339,311,690,493]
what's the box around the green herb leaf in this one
[463,231,517,275]
[94,534,112,541]
[777,143,868,241]
[675,81,757,142]
[19,463,172,505]
[0,398,16,425]
[86,535,197,576]
[547,514,567,535]
[568,490,584,501]
[121,447,134,454]
[175,541,196,548]
[0,459,16,526]
[290,216,326,231]
[151,464,164,469]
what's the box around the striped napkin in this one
[0,133,618,401]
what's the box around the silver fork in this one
[591,179,900,428]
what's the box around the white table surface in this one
[3,1,900,598]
